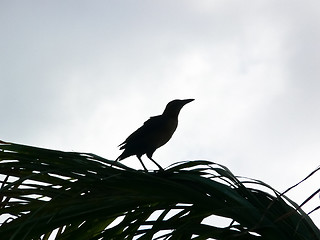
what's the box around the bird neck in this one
[162,109,181,119]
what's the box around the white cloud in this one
[1,0,319,226]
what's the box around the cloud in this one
[0,0,319,225]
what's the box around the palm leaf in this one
[0,141,319,240]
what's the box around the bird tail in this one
[110,152,129,168]
[110,155,122,168]
[116,151,130,162]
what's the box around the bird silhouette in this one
[115,99,194,171]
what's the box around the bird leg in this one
[147,156,164,171]
[137,156,148,172]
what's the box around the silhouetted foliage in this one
[0,141,319,239]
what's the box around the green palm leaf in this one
[0,141,319,239]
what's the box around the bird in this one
[115,99,194,171]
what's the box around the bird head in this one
[163,99,194,118]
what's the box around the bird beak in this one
[181,99,195,105]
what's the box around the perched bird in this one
[115,99,194,171]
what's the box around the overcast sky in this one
[1,1,319,226]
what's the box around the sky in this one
[1,0,319,227]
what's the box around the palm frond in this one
[0,141,319,240]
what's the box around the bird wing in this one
[118,115,163,149]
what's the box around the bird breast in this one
[152,117,178,148]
